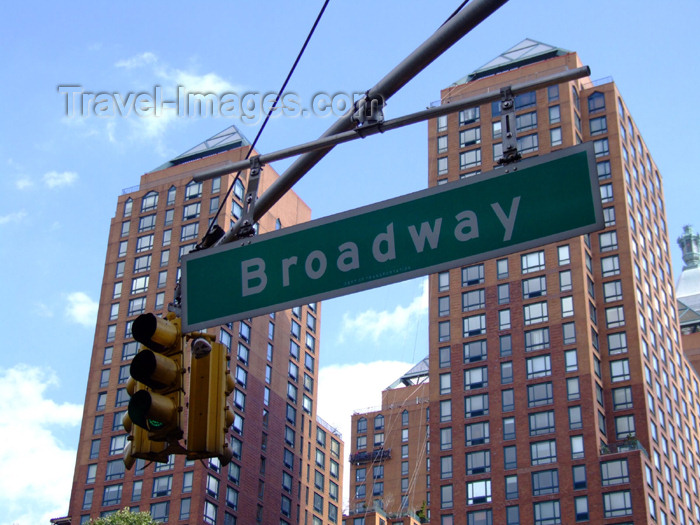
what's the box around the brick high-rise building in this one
[58,126,343,524]
[423,38,700,525]
[348,358,430,519]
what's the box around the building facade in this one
[422,39,700,524]
[348,359,430,519]
[60,126,343,524]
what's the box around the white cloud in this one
[115,51,158,69]
[172,70,237,95]
[15,177,33,190]
[65,291,98,327]
[338,279,428,344]
[0,364,82,525]
[317,360,416,511]
[43,170,78,188]
[0,210,27,225]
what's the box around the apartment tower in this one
[59,126,343,524]
[422,39,700,524]
[348,359,430,519]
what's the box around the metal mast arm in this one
[217,0,509,245]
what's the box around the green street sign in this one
[182,143,602,331]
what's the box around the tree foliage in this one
[88,508,160,525]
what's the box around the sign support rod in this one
[192,66,590,183]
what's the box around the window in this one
[440,427,452,450]
[465,366,488,390]
[521,251,545,273]
[138,214,156,232]
[437,114,447,132]
[603,280,623,302]
[608,332,628,355]
[594,138,610,157]
[462,264,484,285]
[574,496,589,521]
[523,276,547,299]
[572,465,587,491]
[606,306,625,328]
[459,107,480,125]
[500,335,512,357]
[463,314,486,336]
[532,469,559,496]
[467,510,493,525]
[528,382,553,407]
[525,327,550,351]
[503,417,516,440]
[599,230,618,252]
[562,322,576,345]
[601,256,620,278]
[570,435,584,459]
[462,289,485,311]
[136,234,153,253]
[600,183,614,203]
[588,92,605,113]
[612,386,633,410]
[549,104,560,124]
[590,115,607,135]
[460,127,481,147]
[464,340,487,362]
[498,283,510,304]
[561,296,574,317]
[499,309,511,330]
[603,490,632,518]
[102,483,123,506]
[601,459,630,486]
[524,301,548,325]
[181,222,199,241]
[526,355,552,379]
[502,388,515,412]
[438,271,450,291]
[567,377,580,400]
[531,440,557,466]
[435,349,450,372]
[615,415,636,439]
[465,421,490,446]
[440,484,453,509]
[467,479,492,504]
[440,455,453,479]
[569,406,583,430]
[501,362,513,384]
[518,133,538,154]
[550,127,562,146]
[604,207,616,226]
[530,410,556,436]
[439,321,450,342]
[465,393,489,418]
[437,157,448,176]
[515,111,538,132]
[533,500,560,525]
[467,450,491,475]
[185,180,202,200]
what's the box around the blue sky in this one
[1,1,699,522]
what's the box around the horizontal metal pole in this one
[215,0,510,245]
[192,66,590,182]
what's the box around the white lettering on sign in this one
[372,223,396,262]
[282,256,298,287]
[305,250,327,279]
[239,197,522,296]
[408,219,442,253]
[337,242,360,272]
[242,257,267,296]
[491,196,521,242]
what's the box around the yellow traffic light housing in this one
[187,338,234,465]
[123,312,185,468]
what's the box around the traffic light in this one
[123,312,185,468]
[186,337,234,465]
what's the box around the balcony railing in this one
[600,436,649,458]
